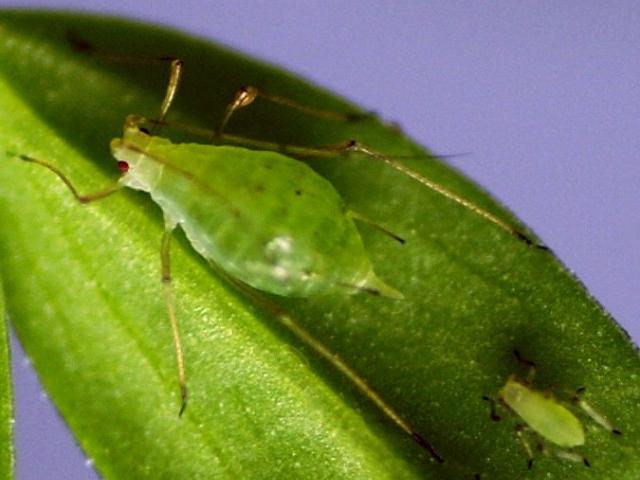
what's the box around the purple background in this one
[4,2,639,479]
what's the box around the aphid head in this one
[110,116,162,193]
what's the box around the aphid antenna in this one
[208,260,443,463]
[128,115,456,164]
[129,116,548,250]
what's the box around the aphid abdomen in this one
[115,131,398,297]
[500,379,585,448]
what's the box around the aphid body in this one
[111,115,400,299]
[499,376,584,448]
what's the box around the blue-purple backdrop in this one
[5,2,639,479]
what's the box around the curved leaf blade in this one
[0,10,638,480]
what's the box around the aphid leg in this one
[339,141,549,250]
[572,387,622,435]
[157,58,184,123]
[160,216,188,416]
[346,210,405,244]
[68,34,184,122]
[553,449,588,466]
[514,423,535,469]
[481,395,502,421]
[206,261,444,463]
[214,85,372,137]
[11,153,123,203]
[513,350,537,383]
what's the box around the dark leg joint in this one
[411,432,444,463]
[67,31,92,53]
[514,230,550,251]
[234,85,258,108]
[178,384,188,417]
[482,395,501,421]
[345,110,377,121]
[513,349,536,369]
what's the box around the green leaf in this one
[0,281,12,480]
[0,10,638,480]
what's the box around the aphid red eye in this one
[117,161,130,173]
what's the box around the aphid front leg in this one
[160,216,188,416]
[513,349,537,383]
[11,153,124,203]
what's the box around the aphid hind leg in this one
[514,423,535,469]
[552,448,589,466]
[12,153,123,203]
[214,85,372,137]
[572,386,622,435]
[160,217,188,416]
[332,141,547,250]
[205,260,444,463]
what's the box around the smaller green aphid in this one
[483,350,622,469]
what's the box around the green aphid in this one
[12,39,545,463]
[111,117,401,299]
[499,377,585,448]
[484,351,621,469]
